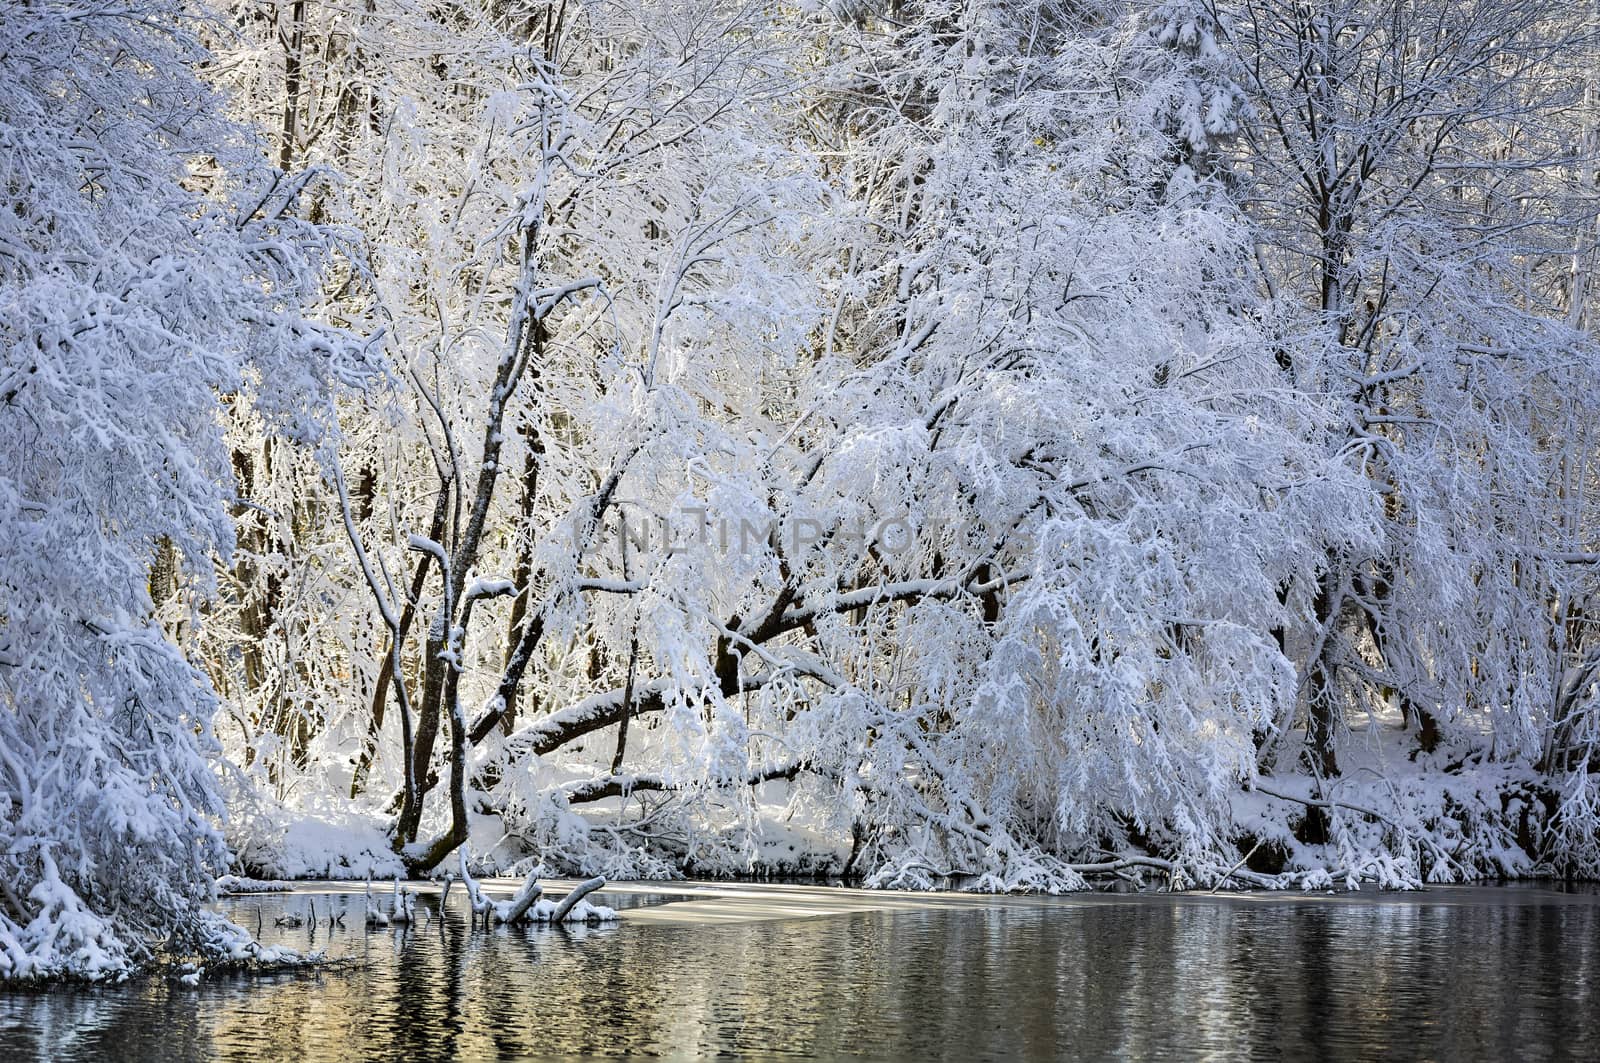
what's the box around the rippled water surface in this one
[2,883,1598,1060]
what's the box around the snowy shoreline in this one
[218,876,1600,908]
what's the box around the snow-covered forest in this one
[5,0,1600,980]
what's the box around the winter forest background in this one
[6,0,1600,980]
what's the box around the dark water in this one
[2,885,1598,1061]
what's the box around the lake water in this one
[1,881,1597,1060]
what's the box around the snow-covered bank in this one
[227,724,1590,896]
[214,877,1600,919]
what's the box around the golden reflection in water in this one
[2,887,1598,1060]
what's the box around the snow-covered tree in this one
[1217,0,1600,875]
[1127,0,1251,199]
[1222,0,1598,747]
[92,0,1600,897]
[0,0,370,979]
[263,0,1372,888]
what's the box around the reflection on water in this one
[2,887,1597,1061]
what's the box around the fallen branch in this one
[550,876,607,923]
[563,762,803,804]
